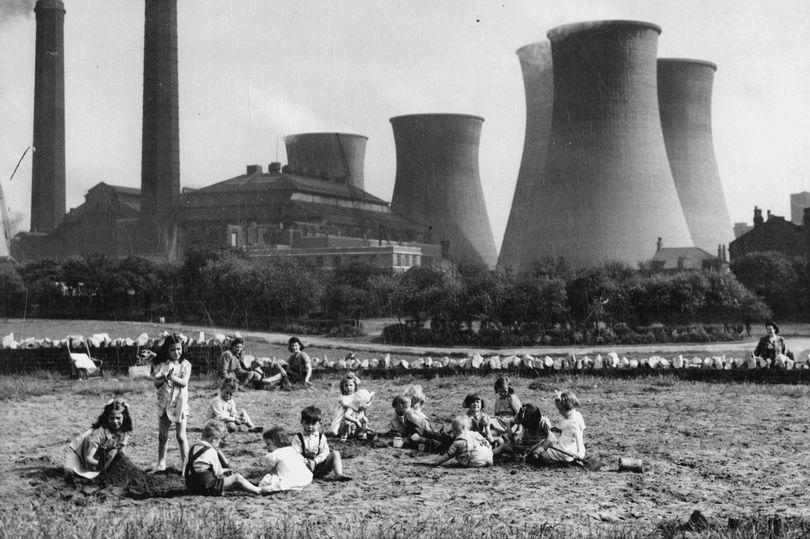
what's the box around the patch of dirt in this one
[2,371,810,534]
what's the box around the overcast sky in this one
[2,0,810,249]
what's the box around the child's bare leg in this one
[223,474,261,494]
[240,410,255,429]
[156,413,171,468]
[261,373,285,386]
[176,420,189,465]
[225,421,239,433]
[325,450,351,480]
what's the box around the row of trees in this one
[0,249,773,345]
[730,251,810,320]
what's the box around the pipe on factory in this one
[31,0,66,233]
[283,133,368,190]
[533,20,694,268]
[390,113,498,268]
[141,0,180,219]
[498,42,554,273]
[658,58,733,253]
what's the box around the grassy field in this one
[2,319,810,537]
[1,368,809,538]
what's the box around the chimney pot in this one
[656,237,663,252]
[268,162,281,173]
[246,164,262,174]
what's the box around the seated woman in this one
[285,337,313,387]
[217,338,262,388]
[754,320,793,366]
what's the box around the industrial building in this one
[15,5,739,273]
[12,0,444,270]
[498,42,553,274]
[499,22,732,272]
[390,113,498,268]
[658,58,733,253]
[511,21,694,268]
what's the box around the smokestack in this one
[283,133,368,189]
[30,0,66,233]
[390,113,498,268]
[533,20,693,268]
[141,0,180,219]
[658,59,733,253]
[499,42,553,273]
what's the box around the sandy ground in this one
[2,370,809,535]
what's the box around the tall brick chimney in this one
[141,0,180,220]
[30,0,66,233]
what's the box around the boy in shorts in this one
[291,406,352,481]
[185,421,261,495]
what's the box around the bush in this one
[0,263,26,317]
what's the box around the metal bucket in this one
[618,457,643,472]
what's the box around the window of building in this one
[315,256,324,267]
[333,255,341,267]
[423,255,433,267]
[414,255,421,266]
[230,231,237,248]
[395,254,402,267]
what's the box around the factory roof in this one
[195,170,387,205]
[62,182,142,223]
[286,200,427,231]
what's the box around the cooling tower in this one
[141,0,180,219]
[533,20,694,268]
[30,0,66,233]
[498,42,554,273]
[658,59,733,252]
[283,133,367,190]
[390,114,498,268]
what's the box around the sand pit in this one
[1,372,809,536]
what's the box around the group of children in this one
[64,334,587,496]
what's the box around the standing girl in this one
[151,333,191,472]
[64,398,132,480]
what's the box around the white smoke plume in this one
[0,0,35,23]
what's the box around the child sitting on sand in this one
[490,377,522,442]
[291,406,352,481]
[258,427,312,492]
[208,378,262,433]
[185,421,260,495]
[329,372,360,438]
[463,393,497,446]
[432,415,493,468]
[338,389,375,441]
[391,391,441,450]
[65,398,132,480]
[528,390,586,465]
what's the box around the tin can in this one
[392,436,403,448]
[618,457,643,472]
[417,443,426,454]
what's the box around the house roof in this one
[652,247,716,270]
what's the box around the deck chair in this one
[66,335,103,379]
